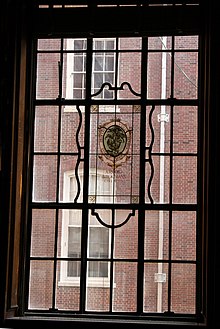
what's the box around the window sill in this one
[58,279,113,288]
[3,315,207,329]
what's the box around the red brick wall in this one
[29,36,198,314]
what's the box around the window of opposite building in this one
[19,1,206,327]
[59,169,112,287]
[64,38,117,112]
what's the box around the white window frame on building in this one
[60,169,113,287]
[64,38,117,113]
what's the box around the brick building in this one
[2,1,220,329]
[29,35,198,313]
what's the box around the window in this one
[3,1,213,328]
[30,32,200,315]
[65,38,116,112]
[60,170,112,286]
[92,39,115,99]
[65,39,87,100]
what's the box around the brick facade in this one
[29,36,198,314]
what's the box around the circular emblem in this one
[103,125,127,157]
[98,119,132,168]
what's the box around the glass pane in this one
[68,227,81,257]
[174,52,198,99]
[148,36,172,50]
[74,55,85,71]
[38,39,61,51]
[32,155,57,202]
[89,227,109,258]
[105,55,114,71]
[172,211,196,261]
[63,51,86,100]
[93,38,115,50]
[61,105,85,153]
[147,52,171,99]
[30,209,56,257]
[144,211,169,260]
[114,210,138,259]
[86,283,110,311]
[146,156,170,204]
[118,52,141,99]
[89,209,111,227]
[34,106,58,152]
[94,56,104,71]
[36,53,60,99]
[173,106,198,153]
[172,156,197,204]
[148,105,171,154]
[56,261,80,311]
[57,209,82,258]
[64,38,87,51]
[88,261,108,277]
[119,37,142,50]
[171,264,196,314]
[113,262,137,312]
[175,36,198,50]
[144,263,168,313]
[29,261,54,310]
[59,156,84,202]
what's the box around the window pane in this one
[146,156,170,204]
[144,263,168,313]
[171,264,196,314]
[86,285,110,312]
[174,52,198,99]
[118,52,141,99]
[36,53,60,99]
[73,73,83,88]
[114,210,138,259]
[68,227,81,257]
[105,55,114,71]
[89,227,109,258]
[29,261,54,310]
[113,262,137,312]
[61,105,85,153]
[94,56,104,71]
[88,261,108,277]
[173,106,198,153]
[34,106,59,152]
[172,156,197,204]
[144,211,169,260]
[147,52,171,99]
[56,261,80,311]
[148,36,172,50]
[30,209,56,257]
[38,38,61,51]
[73,55,85,71]
[59,157,84,203]
[33,155,57,202]
[172,211,196,261]
[119,37,142,50]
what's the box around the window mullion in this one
[137,36,148,314]
[80,37,93,313]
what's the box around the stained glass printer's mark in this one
[103,125,127,157]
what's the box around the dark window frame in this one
[1,0,215,328]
